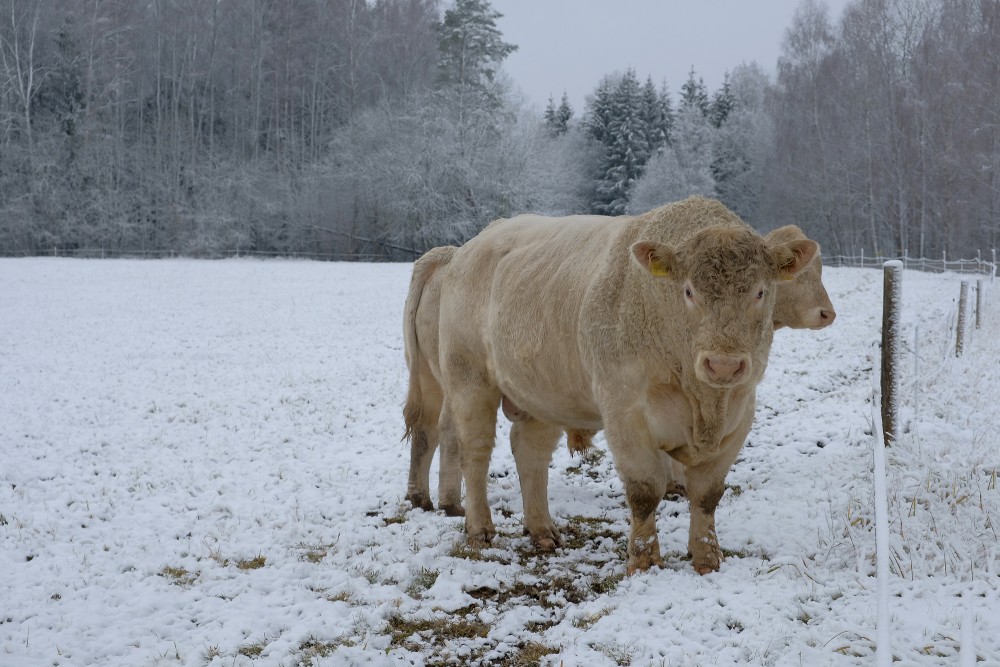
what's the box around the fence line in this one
[30,247,392,262]
[829,252,996,277]
[11,247,1000,276]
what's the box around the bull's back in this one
[442,214,630,428]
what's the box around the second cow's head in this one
[631,227,818,388]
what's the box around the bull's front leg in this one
[604,415,668,574]
[624,477,668,574]
[683,416,750,575]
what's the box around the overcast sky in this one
[491,0,852,113]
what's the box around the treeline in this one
[768,0,1000,258]
[1,0,997,259]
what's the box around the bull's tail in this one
[402,246,456,441]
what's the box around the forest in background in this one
[0,0,997,259]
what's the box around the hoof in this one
[662,482,686,500]
[466,523,496,547]
[440,503,466,517]
[405,492,434,512]
[524,525,563,551]
[626,552,666,575]
[690,538,722,574]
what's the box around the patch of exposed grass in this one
[297,636,354,665]
[592,640,636,665]
[355,564,382,584]
[573,606,616,630]
[560,515,622,551]
[297,542,337,563]
[590,572,625,595]
[236,555,267,571]
[386,612,490,653]
[159,565,198,587]
[238,640,266,658]
[405,567,439,598]
[326,590,356,604]
[721,546,754,560]
[447,540,510,564]
[502,641,561,666]
[308,585,357,605]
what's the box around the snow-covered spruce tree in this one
[629,68,716,213]
[556,92,573,133]
[679,67,710,118]
[587,69,651,215]
[435,0,517,135]
[630,97,716,213]
[543,91,572,135]
[709,74,736,129]
[544,95,558,129]
[710,63,772,225]
[640,76,673,156]
[414,0,522,245]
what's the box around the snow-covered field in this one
[2,258,998,667]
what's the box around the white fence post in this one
[871,384,893,667]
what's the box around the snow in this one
[2,258,998,666]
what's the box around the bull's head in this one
[766,225,836,330]
[631,227,818,389]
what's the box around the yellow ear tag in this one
[649,261,670,277]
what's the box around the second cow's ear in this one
[631,240,677,278]
[770,239,819,280]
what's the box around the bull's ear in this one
[631,240,677,278]
[764,225,805,244]
[771,239,819,280]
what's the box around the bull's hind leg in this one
[404,382,442,512]
[436,402,464,516]
[405,426,437,511]
[510,418,563,550]
[449,386,501,546]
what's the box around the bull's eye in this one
[755,289,765,300]
[684,287,693,299]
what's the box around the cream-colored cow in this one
[405,196,817,574]
[404,225,835,508]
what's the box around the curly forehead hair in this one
[680,227,773,297]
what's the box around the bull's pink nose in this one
[703,355,745,383]
[820,308,836,324]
